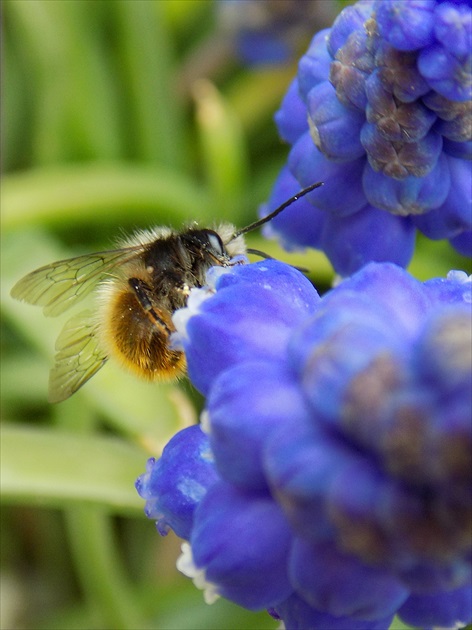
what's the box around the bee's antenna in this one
[229,181,323,241]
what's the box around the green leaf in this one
[5,0,123,163]
[1,164,213,231]
[114,0,185,167]
[1,424,147,515]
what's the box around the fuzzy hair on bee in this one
[11,182,322,403]
[96,224,246,386]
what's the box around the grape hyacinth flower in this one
[263,0,472,276]
[218,0,336,66]
[136,259,472,630]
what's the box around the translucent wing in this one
[11,246,141,317]
[48,311,108,403]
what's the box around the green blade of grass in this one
[1,424,147,515]
[1,163,213,231]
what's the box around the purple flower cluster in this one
[136,259,472,630]
[262,0,471,276]
[218,0,334,66]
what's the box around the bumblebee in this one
[11,182,322,402]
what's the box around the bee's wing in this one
[11,247,141,317]
[48,311,108,403]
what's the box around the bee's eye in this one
[207,232,225,256]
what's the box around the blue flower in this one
[262,0,472,275]
[272,593,395,630]
[135,425,219,540]
[374,0,436,51]
[217,1,336,66]
[184,480,294,609]
[172,260,320,395]
[136,260,472,629]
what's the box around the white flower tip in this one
[199,409,212,435]
[171,259,248,345]
[171,286,214,347]
[206,265,232,286]
[446,270,472,304]
[446,270,471,285]
[176,542,220,605]
[176,542,195,577]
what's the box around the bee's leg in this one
[128,277,172,335]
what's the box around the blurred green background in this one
[1,2,469,629]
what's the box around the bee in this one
[11,182,322,403]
